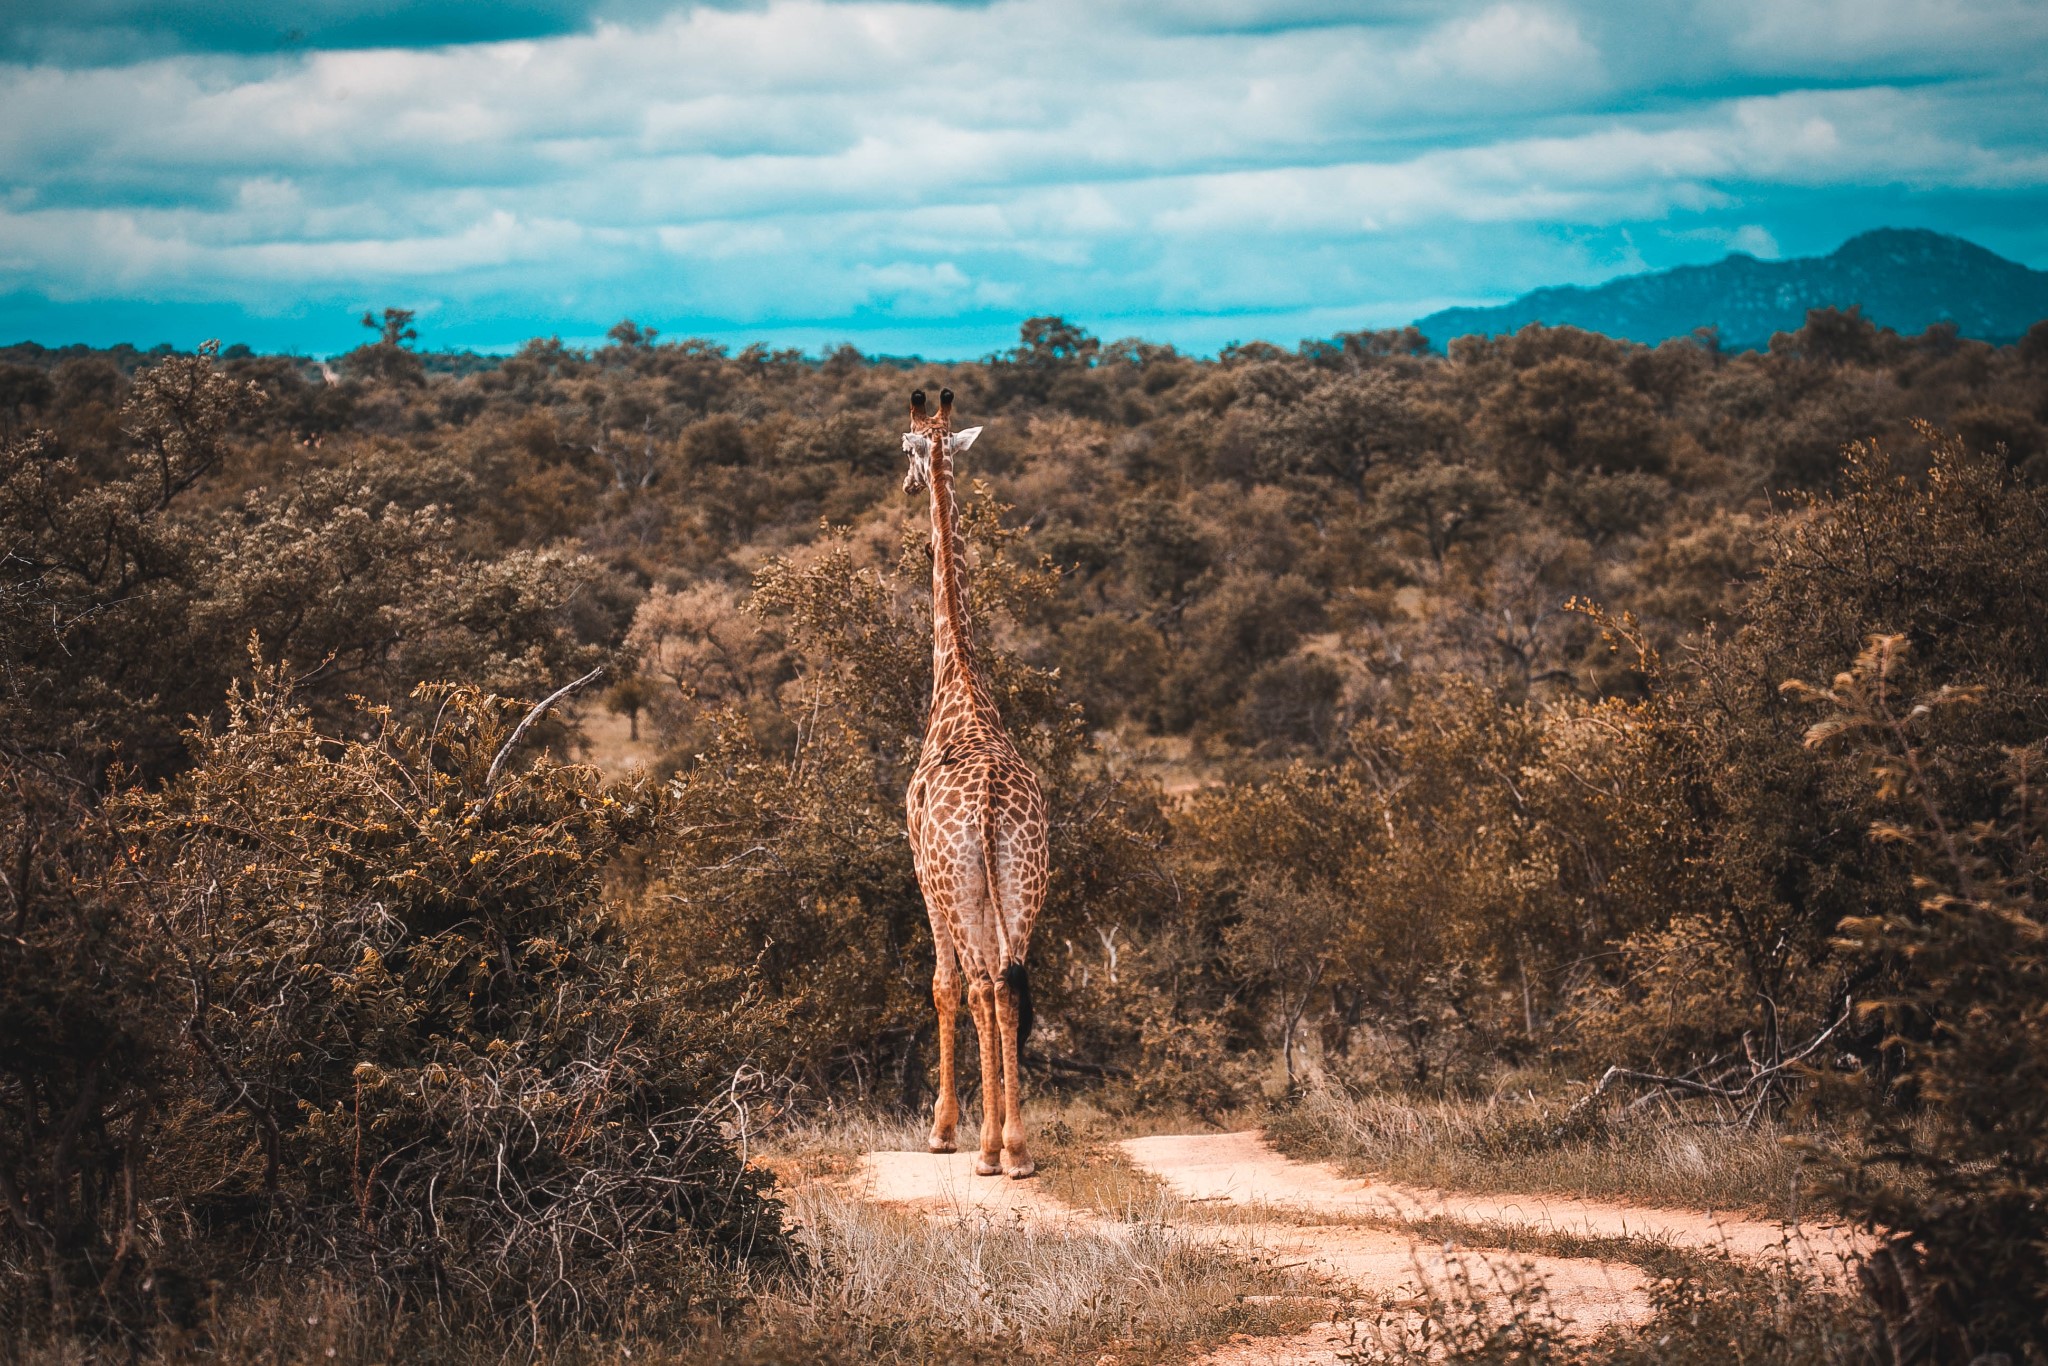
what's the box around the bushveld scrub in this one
[1790,635,2048,1361]
[3,667,787,1355]
[4,314,2047,1357]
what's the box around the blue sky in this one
[3,0,2047,357]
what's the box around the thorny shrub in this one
[1791,635,2048,1363]
[2,666,787,1350]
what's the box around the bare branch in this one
[480,666,606,801]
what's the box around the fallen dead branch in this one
[1563,999,1853,1131]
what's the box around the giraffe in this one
[902,385,1049,1179]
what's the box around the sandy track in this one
[858,1149,1106,1227]
[1121,1131,1870,1274]
[850,1132,1875,1364]
[1176,1219,1648,1336]
[854,1146,1652,1350]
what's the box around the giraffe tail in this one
[977,784,1033,1045]
[1002,961,1034,1048]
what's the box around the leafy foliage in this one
[1791,636,2048,1361]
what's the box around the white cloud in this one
[1716,0,2048,70]
[1730,223,1777,257]
[1398,4,1601,89]
[0,0,2043,347]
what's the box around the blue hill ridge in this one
[1413,229,2048,350]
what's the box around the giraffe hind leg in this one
[926,897,963,1153]
[966,977,1002,1176]
[986,824,1041,1179]
[995,966,1034,1179]
[929,969,960,1153]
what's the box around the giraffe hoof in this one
[928,1138,956,1154]
[974,1156,1002,1177]
[1003,1158,1036,1180]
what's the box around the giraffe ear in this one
[946,427,982,456]
[902,432,932,458]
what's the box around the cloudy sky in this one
[3,0,2046,356]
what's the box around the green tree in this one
[1370,461,1508,571]
[1481,356,1668,486]
[992,316,1105,410]
[341,307,426,386]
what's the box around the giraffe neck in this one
[927,434,991,733]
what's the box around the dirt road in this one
[853,1130,1869,1364]
[1121,1130,1869,1273]
[857,1141,1653,1355]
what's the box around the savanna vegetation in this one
[4,303,2046,1362]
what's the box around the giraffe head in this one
[903,386,981,495]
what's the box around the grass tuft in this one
[1268,1076,1824,1219]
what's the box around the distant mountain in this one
[1414,229,2048,351]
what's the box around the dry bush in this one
[1399,1259,1865,1366]
[1579,1266,1865,1366]
[623,580,791,758]
[11,317,2048,1361]
[1533,432,2047,1109]
[3,665,788,1352]
[1564,914,1785,1078]
[0,345,616,785]
[1179,679,1711,1092]
[1664,432,2048,1080]
[1791,635,2048,1362]
[0,766,176,1342]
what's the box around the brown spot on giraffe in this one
[902,385,1049,1179]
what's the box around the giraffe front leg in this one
[966,978,1002,1176]
[995,972,1034,1179]
[929,971,961,1153]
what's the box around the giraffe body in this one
[903,388,1048,1179]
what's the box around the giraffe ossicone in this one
[902,388,1048,1180]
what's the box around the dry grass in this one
[757,1181,1321,1362]
[1030,1105,1188,1220]
[1268,1077,1828,1220]
[752,1103,934,1183]
[734,1100,1332,1363]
